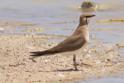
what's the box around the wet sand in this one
[0,35,124,83]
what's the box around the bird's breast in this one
[85,31,89,42]
[83,29,89,42]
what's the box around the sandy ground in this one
[0,35,124,83]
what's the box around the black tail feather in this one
[30,50,60,56]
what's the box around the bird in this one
[30,14,95,71]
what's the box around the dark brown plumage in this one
[30,14,95,71]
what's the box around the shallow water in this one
[0,1,123,42]
[79,77,124,83]
[0,0,124,43]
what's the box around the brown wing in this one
[30,35,87,56]
[48,35,86,53]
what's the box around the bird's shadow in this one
[38,68,81,72]
[55,68,80,72]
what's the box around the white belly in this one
[85,30,89,42]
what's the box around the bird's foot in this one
[73,63,79,71]
[74,68,79,71]
[81,62,92,67]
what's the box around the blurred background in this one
[0,0,124,55]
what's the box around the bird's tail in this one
[30,50,59,56]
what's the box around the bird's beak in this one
[85,15,95,18]
[85,14,95,23]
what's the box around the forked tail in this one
[30,50,60,56]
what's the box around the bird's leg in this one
[73,54,78,71]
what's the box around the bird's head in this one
[79,14,95,25]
